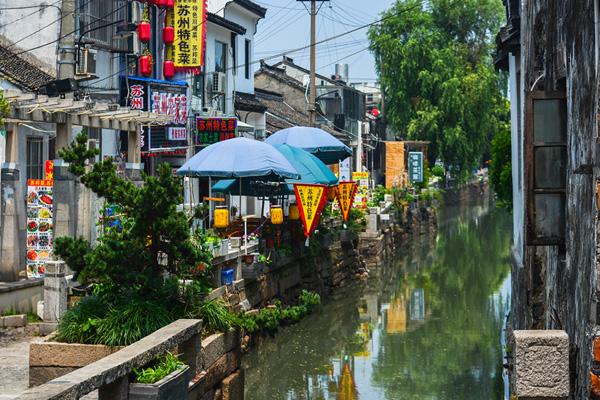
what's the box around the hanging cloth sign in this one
[173,0,206,73]
[294,184,327,238]
[336,181,357,221]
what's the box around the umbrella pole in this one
[209,177,212,227]
[239,178,242,220]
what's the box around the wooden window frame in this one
[525,90,567,246]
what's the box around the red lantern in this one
[164,60,175,79]
[139,54,153,77]
[137,21,151,43]
[163,26,174,44]
[157,0,169,6]
[165,0,174,7]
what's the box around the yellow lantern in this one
[270,206,284,225]
[327,186,337,201]
[288,204,300,220]
[214,207,229,228]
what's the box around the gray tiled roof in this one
[0,44,53,91]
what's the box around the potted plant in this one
[130,352,192,400]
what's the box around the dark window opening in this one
[245,39,250,79]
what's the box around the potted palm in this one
[129,352,192,400]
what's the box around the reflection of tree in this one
[371,209,511,399]
[243,207,511,400]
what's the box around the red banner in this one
[294,184,328,238]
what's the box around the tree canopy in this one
[369,0,508,181]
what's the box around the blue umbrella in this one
[177,137,300,179]
[265,126,352,165]
[212,145,338,196]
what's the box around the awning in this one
[4,89,173,131]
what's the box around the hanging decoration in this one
[270,206,284,225]
[137,4,151,42]
[173,0,207,73]
[336,181,357,222]
[139,50,153,76]
[293,184,327,238]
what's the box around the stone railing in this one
[17,319,202,400]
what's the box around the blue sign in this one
[408,152,424,183]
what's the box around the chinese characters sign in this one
[336,181,357,221]
[352,171,368,209]
[195,117,237,145]
[151,92,187,125]
[294,184,327,238]
[26,160,54,279]
[174,0,206,72]
[408,152,424,183]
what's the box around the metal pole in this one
[309,0,317,127]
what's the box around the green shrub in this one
[188,299,235,334]
[431,164,445,179]
[133,352,185,384]
[55,295,109,344]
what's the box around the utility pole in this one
[56,0,76,151]
[309,0,316,127]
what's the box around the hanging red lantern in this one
[157,0,169,7]
[165,0,174,7]
[164,60,175,79]
[137,21,151,43]
[163,25,174,44]
[139,53,153,77]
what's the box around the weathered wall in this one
[518,1,599,398]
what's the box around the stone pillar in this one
[512,330,569,399]
[42,261,68,322]
[181,330,202,376]
[0,166,23,281]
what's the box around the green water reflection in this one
[243,204,512,399]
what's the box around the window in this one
[26,137,44,181]
[78,0,123,44]
[215,40,227,73]
[245,39,251,79]
[231,33,237,75]
[525,91,567,245]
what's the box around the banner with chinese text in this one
[336,181,357,221]
[26,161,54,279]
[195,117,237,145]
[352,171,369,209]
[174,0,206,73]
[293,184,327,238]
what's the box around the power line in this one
[239,4,418,72]
[15,2,126,56]
[0,0,62,29]
[7,0,94,50]
[318,46,370,70]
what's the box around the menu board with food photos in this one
[26,161,54,278]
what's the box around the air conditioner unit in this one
[212,72,226,93]
[77,48,97,75]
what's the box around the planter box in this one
[29,340,123,387]
[129,366,192,400]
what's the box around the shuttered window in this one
[525,91,567,245]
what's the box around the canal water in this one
[243,203,512,400]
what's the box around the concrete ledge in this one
[201,329,239,370]
[1,314,26,327]
[513,330,569,399]
[0,279,43,315]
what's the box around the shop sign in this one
[26,160,54,279]
[408,152,424,183]
[339,157,351,181]
[336,181,357,221]
[167,127,187,141]
[173,0,206,72]
[124,77,188,152]
[352,171,369,209]
[195,117,237,145]
[294,184,328,238]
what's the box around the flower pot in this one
[129,366,192,400]
[163,26,174,44]
[137,21,151,43]
[163,60,175,79]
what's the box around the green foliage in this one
[54,131,214,346]
[188,298,235,334]
[489,123,512,208]
[369,0,508,182]
[372,185,390,204]
[420,187,443,202]
[133,352,185,384]
[0,91,9,126]
[347,208,367,234]
[431,165,445,179]
[234,290,321,334]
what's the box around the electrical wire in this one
[7,0,93,49]
[319,46,371,70]
[255,2,302,41]
[15,2,126,56]
[0,0,61,28]
[240,4,418,72]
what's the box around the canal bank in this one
[243,200,511,399]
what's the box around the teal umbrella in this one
[212,144,338,196]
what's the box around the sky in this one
[252,0,396,83]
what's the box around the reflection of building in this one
[410,288,425,321]
[386,294,408,334]
[384,287,426,333]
